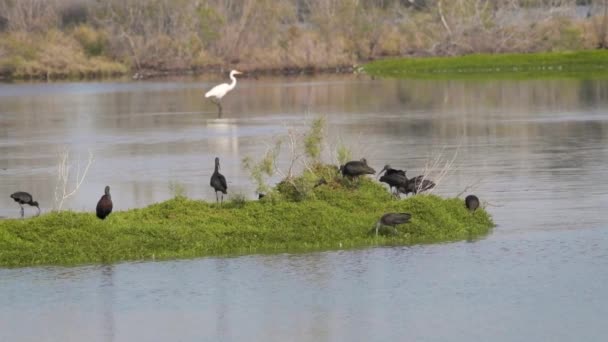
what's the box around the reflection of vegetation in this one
[364,50,608,79]
[0,176,493,267]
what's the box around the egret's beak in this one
[234,70,243,75]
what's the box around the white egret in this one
[204,69,242,114]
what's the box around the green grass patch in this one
[363,50,608,79]
[0,166,493,267]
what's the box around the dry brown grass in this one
[0,30,127,79]
[0,0,606,78]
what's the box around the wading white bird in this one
[204,69,242,114]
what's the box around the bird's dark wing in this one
[381,213,412,225]
[344,161,375,176]
[10,191,32,203]
[386,168,406,176]
[410,176,436,192]
[465,195,479,210]
[380,174,407,193]
[210,172,226,191]
[96,195,113,219]
[218,173,228,192]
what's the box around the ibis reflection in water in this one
[375,213,411,236]
[96,186,113,220]
[10,191,40,218]
[210,157,228,205]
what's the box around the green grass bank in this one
[363,50,608,79]
[0,176,493,268]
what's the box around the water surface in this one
[1,75,607,341]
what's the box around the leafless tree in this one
[54,148,94,211]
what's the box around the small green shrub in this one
[336,142,352,166]
[304,117,325,162]
[229,193,247,208]
[72,25,106,57]
[168,181,187,198]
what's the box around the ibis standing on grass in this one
[205,70,243,115]
[210,157,228,206]
[340,158,376,180]
[465,194,480,212]
[10,191,40,218]
[375,213,412,236]
[397,172,436,196]
[96,186,113,220]
[377,164,408,197]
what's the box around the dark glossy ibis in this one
[96,186,113,220]
[10,191,40,218]
[397,172,436,196]
[378,164,408,197]
[375,212,411,236]
[340,158,376,180]
[210,157,227,205]
[465,194,480,212]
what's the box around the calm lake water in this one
[1,75,608,341]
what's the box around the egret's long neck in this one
[228,73,237,91]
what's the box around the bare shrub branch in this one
[54,148,94,210]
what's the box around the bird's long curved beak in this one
[376,167,387,178]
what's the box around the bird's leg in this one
[221,193,224,207]
[215,191,219,204]
[375,222,380,237]
[19,205,24,218]
[210,98,222,116]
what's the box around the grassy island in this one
[0,169,493,267]
[0,119,494,267]
[363,50,608,79]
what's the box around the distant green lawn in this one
[363,50,608,79]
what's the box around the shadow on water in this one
[100,265,115,342]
